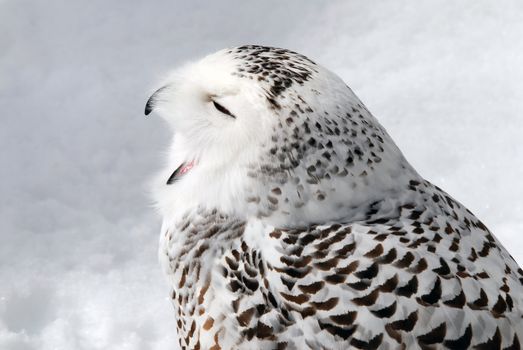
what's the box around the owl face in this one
[146,51,276,177]
[147,49,289,219]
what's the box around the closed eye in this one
[212,100,236,119]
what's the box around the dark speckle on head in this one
[230,45,318,110]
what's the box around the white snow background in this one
[1,1,522,349]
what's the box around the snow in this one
[1,1,522,349]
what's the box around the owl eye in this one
[212,100,236,119]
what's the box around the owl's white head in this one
[147,49,275,181]
[147,46,418,227]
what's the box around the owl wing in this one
[219,210,523,349]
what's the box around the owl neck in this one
[239,112,423,228]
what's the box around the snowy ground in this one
[1,1,522,349]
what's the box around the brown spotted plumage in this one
[148,45,523,349]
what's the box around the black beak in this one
[145,86,167,116]
[145,95,155,116]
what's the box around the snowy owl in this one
[146,45,523,349]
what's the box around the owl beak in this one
[145,86,167,116]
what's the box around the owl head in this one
[147,46,417,227]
